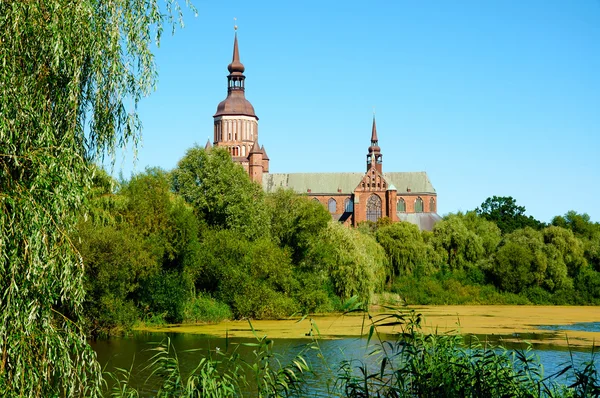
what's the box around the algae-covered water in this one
[92,306,600,396]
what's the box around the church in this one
[206,31,441,230]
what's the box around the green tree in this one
[431,216,485,271]
[0,1,191,395]
[457,211,502,257]
[197,229,298,319]
[172,146,270,240]
[375,222,433,277]
[310,221,387,304]
[488,227,574,294]
[552,210,600,272]
[266,188,331,264]
[476,196,544,234]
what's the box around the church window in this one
[312,198,320,203]
[344,198,353,212]
[415,197,424,213]
[366,194,382,222]
[397,198,406,212]
[328,198,337,213]
[430,198,436,212]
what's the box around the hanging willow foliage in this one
[0,1,193,395]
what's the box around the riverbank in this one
[137,305,600,348]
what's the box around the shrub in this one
[183,293,232,323]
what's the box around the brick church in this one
[206,31,441,230]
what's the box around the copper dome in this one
[214,91,257,118]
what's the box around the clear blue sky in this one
[110,0,600,223]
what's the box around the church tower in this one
[366,115,383,173]
[213,28,268,180]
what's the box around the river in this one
[91,330,599,397]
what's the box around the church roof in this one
[397,212,443,231]
[263,172,436,195]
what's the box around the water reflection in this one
[91,332,599,397]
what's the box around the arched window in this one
[430,198,436,213]
[344,198,353,212]
[397,198,406,212]
[328,198,337,213]
[366,194,382,222]
[312,198,320,203]
[415,197,424,213]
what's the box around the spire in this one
[227,30,245,74]
[371,114,378,144]
[250,137,262,154]
[205,139,212,150]
[367,114,382,173]
[261,145,269,160]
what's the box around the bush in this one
[183,293,232,323]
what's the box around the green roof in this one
[263,172,435,194]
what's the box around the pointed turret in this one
[250,137,262,154]
[205,139,213,151]
[371,115,379,144]
[214,29,256,118]
[366,115,383,173]
[261,145,270,173]
[248,137,263,184]
[227,32,245,75]
[261,145,269,160]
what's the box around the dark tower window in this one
[366,194,382,222]
[344,198,353,212]
[430,198,435,212]
[397,198,406,212]
[328,198,337,213]
[415,197,424,213]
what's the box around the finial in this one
[234,17,238,31]
[373,106,376,116]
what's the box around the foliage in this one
[553,211,600,272]
[267,189,331,264]
[183,293,233,324]
[172,146,270,241]
[197,229,298,318]
[392,272,530,305]
[77,169,201,332]
[431,215,485,271]
[77,222,158,334]
[476,196,545,234]
[375,222,433,277]
[310,221,387,304]
[457,211,502,256]
[337,309,573,397]
[104,325,313,398]
[488,227,573,294]
[0,0,192,395]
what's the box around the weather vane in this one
[234,17,238,31]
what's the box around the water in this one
[91,330,600,396]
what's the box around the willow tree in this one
[0,1,192,395]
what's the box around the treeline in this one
[77,146,600,335]
[77,147,388,335]
[376,206,600,306]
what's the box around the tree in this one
[431,216,485,271]
[456,211,502,257]
[172,146,270,241]
[266,188,331,264]
[0,2,191,394]
[476,196,544,234]
[310,221,387,304]
[375,222,433,277]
